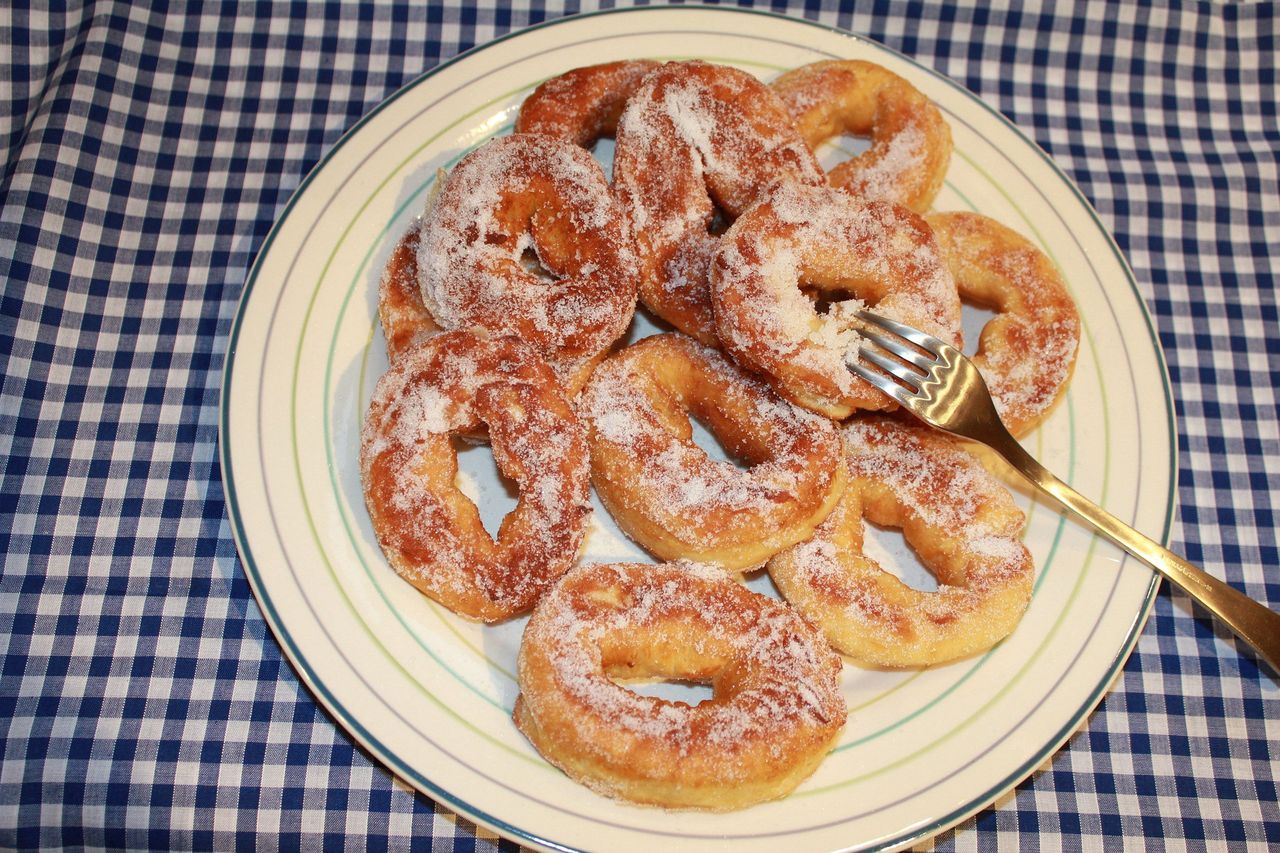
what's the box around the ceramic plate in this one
[220,7,1175,851]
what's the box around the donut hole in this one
[859,487,972,591]
[803,284,864,317]
[707,200,733,237]
[861,519,939,593]
[599,637,721,706]
[960,299,1000,358]
[645,360,763,471]
[814,132,873,172]
[613,677,716,706]
[794,249,892,313]
[598,628,726,696]
[518,243,559,286]
[452,437,520,540]
[589,135,616,174]
[687,411,750,472]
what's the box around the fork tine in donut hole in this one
[359,330,592,622]
[711,181,963,419]
[514,561,847,810]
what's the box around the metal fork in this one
[847,309,1280,674]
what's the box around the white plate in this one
[220,7,1175,851]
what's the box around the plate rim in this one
[219,6,1176,851]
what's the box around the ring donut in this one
[578,332,848,572]
[417,133,638,393]
[772,59,952,213]
[613,60,826,344]
[360,329,592,622]
[768,415,1035,667]
[711,181,962,419]
[514,560,847,810]
[515,60,660,147]
[927,211,1081,436]
[378,224,440,361]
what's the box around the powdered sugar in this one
[845,122,926,202]
[416,133,637,388]
[712,183,961,412]
[841,417,1024,548]
[359,331,591,621]
[767,416,1035,665]
[519,562,845,762]
[515,59,659,146]
[929,211,1081,434]
[578,334,843,562]
[771,58,952,213]
[612,61,825,341]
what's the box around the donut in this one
[514,561,847,810]
[417,133,638,393]
[578,332,848,572]
[927,211,1081,436]
[378,224,440,361]
[360,329,592,622]
[612,60,826,344]
[515,60,661,147]
[711,181,963,419]
[768,415,1035,667]
[772,59,952,213]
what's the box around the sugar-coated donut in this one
[578,332,848,572]
[360,329,592,622]
[772,59,952,214]
[417,133,638,393]
[927,211,1081,437]
[711,181,962,419]
[515,60,661,147]
[378,224,440,361]
[769,415,1034,667]
[613,60,826,344]
[514,561,847,810]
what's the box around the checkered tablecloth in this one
[2,1,1276,850]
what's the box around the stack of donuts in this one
[361,57,1081,811]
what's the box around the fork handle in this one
[988,431,1280,675]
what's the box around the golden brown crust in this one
[515,60,661,147]
[377,224,440,361]
[769,415,1034,667]
[417,133,638,394]
[711,181,962,419]
[360,329,592,622]
[578,332,848,572]
[514,561,847,810]
[927,211,1081,437]
[772,59,952,213]
[613,60,826,344]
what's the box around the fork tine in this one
[857,326,936,372]
[857,346,924,389]
[847,360,916,406]
[855,309,942,351]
